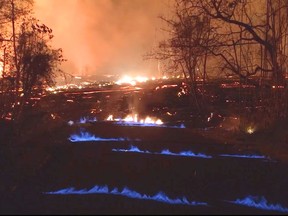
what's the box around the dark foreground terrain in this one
[1,80,288,215]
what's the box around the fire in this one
[45,185,207,207]
[68,131,129,142]
[73,115,185,128]
[106,114,163,125]
[246,126,255,134]
[115,75,149,86]
[219,154,269,160]
[114,74,180,86]
[0,61,3,77]
[112,145,269,160]
[228,196,288,213]
[45,82,91,93]
[112,145,212,159]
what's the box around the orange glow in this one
[246,126,255,134]
[272,85,284,89]
[106,114,163,125]
[115,75,149,86]
[0,61,3,77]
[34,0,169,78]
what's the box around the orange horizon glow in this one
[33,0,170,78]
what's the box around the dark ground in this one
[1,80,288,215]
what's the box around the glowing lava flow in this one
[227,196,288,213]
[112,145,212,159]
[44,185,207,207]
[115,75,149,86]
[68,131,127,142]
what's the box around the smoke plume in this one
[34,0,169,80]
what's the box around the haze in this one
[34,0,171,80]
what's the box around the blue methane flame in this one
[44,185,207,207]
[219,154,269,160]
[160,149,212,158]
[79,116,97,124]
[113,122,185,128]
[112,145,212,158]
[112,145,149,154]
[69,131,126,142]
[228,195,288,213]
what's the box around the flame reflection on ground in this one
[44,185,208,207]
[227,195,288,213]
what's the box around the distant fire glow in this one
[68,131,127,142]
[227,196,288,213]
[114,75,183,86]
[46,83,86,93]
[44,185,208,207]
[106,114,163,125]
[0,61,3,77]
[106,114,185,128]
[70,115,185,128]
[112,145,212,159]
[246,126,255,134]
[115,75,149,86]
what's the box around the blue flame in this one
[219,154,269,160]
[160,149,212,158]
[79,116,97,124]
[67,117,97,126]
[228,195,288,213]
[113,122,186,128]
[112,145,212,158]
[179,123,185,128]
[112,145,149,154]
[114,122,160,127]
[69,131,126,142]
[44,185,207,207]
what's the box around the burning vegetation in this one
[1,1,288,215]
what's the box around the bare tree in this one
[156,0,288,129]
[154,1,216,114]
[0,0,65,126]
[0,0,33,121]
[14,18,65,121]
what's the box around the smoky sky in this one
[34,0,170,78]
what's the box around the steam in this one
[34,0,169,79]
[44,184,208,206]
